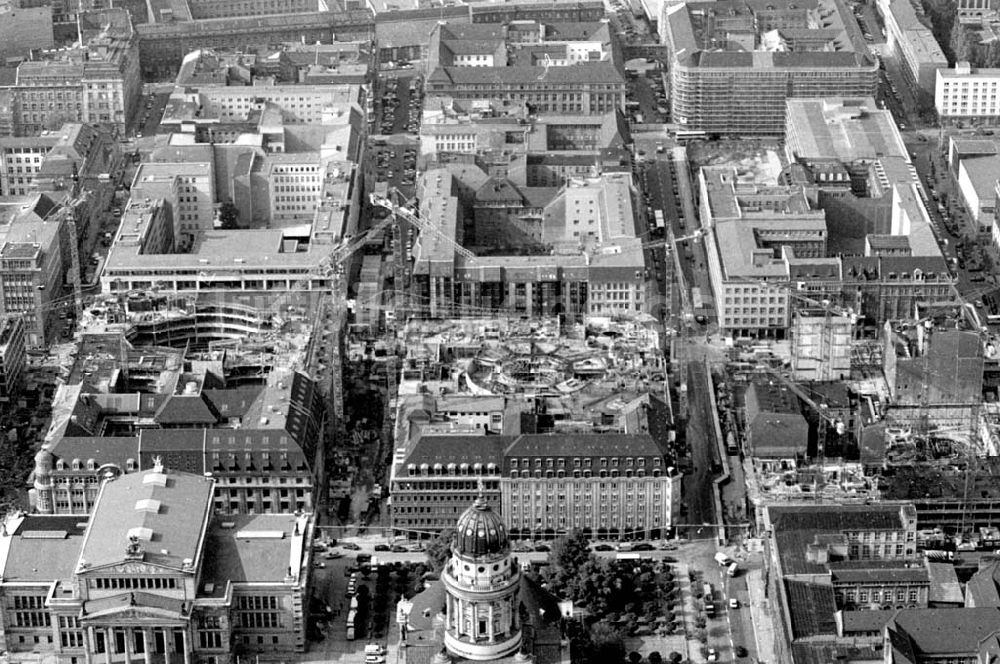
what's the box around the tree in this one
[552,529,594,573]
[668,653,684,664]
[628,652,642,664]
[588,621,626,664]
[217,201,240,229]
[648,652,663,664]
[424,528,455,573]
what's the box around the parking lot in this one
[374,74,422,137]
[371,143,418,192]
[133,91,169,139]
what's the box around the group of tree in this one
[544,531,677,617]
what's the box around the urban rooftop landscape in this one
[3,0,1000,662]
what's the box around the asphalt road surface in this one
[683,359,719,535]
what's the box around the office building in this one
[0,193,77,346]
[0,462,312,664]
[409,168,649,321]
[662,0,878,135]
[0,315,25,398]
[0,134,59,196]
[31,334,323,516]
[7,9,140,137]
[947,137,1000,234]
[134,11,374,80]
[699,166,839,338]
[936,62,1000,123]
[877,0,948,97]
[145,0,326,22]
[763,503,922,661]
[784,96,915,195]
[392,432,679,540]
[103,75,364,295]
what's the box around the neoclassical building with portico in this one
[0,460,311,664]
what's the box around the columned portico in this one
[84,624,190,664]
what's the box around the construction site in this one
[717,295,1000,540]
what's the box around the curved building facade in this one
[441,497,522,661]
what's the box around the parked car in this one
[341,542,362,551]
[374,544,391,552]
[593,544,615,551]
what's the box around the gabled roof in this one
[966,560,1000,607]
[476,176,525,204]
[154,393,220,425]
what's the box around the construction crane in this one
[369,189,476,261]
[760,365,847,465]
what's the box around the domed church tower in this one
[442,495,522,661]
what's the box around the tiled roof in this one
[433,62,624,85]
[154,393,220,425]
[785,579,838,637]
[966,560,1000,607]
[886,608,1000,656]
[403,435,511,471]
[503,433,663,459]
[769,504,910,533]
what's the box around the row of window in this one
[92,577,178,590]
[510,457,659,468]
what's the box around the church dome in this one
[453,497,508,557]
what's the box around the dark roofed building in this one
[425,62,625,115]
[767,503,921,655]
[883,608,1000,663]
[34,349,322,517]
[743,380,809,468]
[392,432,680,540]
[965,559,1000,607]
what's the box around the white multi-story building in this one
[936,62,1000,123]
[877,0,948,97]
[0,135,58,196]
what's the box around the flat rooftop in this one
[786,97,909,162]
[198,513,308,597]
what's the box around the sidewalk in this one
[745,568,778,664]
[674,562,705,663]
